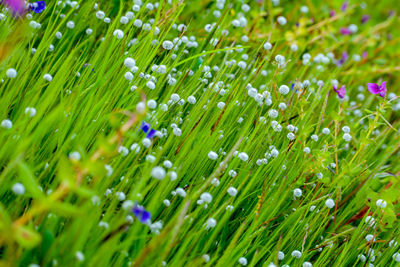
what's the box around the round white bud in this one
[238,257,248,266]
[238,152,249,161]
[293,188,302,197]
[124,57,136,68]
[200,192,213,203]
[1,119,12,129]
[12,183,25,195]
[6,68,17,78]
[151,166,166,180]
[227,187,238,197]
[279,85,290,95]
[325,198,335,209]
[208,151,218,160]
[376,199,387,208]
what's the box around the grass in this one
[0,0,400,266]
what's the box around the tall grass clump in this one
[1,0,400,266]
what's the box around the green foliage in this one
[0,0,400,266]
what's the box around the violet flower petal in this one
[367,83,380,94]
[333,85,346,99]
[30,1,46,13]
[341,52,349,61]
[361,14,370,24]
[4,0,25,15]
[337,86,346,99]
[146,128,157,139]
[362,51,368,59]
[141,122,150,133]
[340,28,351,35]
[132,205,144,217]
[132,205,151,224]
[341,1,349,12]
[380,81,387,91]
[140,211,151,223]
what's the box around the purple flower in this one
[29,1,46,13]
[341,52,349,61]
[82,63,96,72]
[333,85,346,99]
[362,51,368,59]
[361,14,370,24]
[140,122,151,133]
[340,28,351,35]
[140,122,158,138]
[329,10,336,17]
[340,1,349,12]
[1,0,25,15]
[337,51,348,66]
[132,205,151,224]
[147,128,157,138]
[367,82,387,97]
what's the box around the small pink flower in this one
[361,14,370,24]
[2,0,25,15]
[337,52,348,66]
[333,85,346,99]
[340,28,351,35]
[341,1,349,12]
[367,82,387,98]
